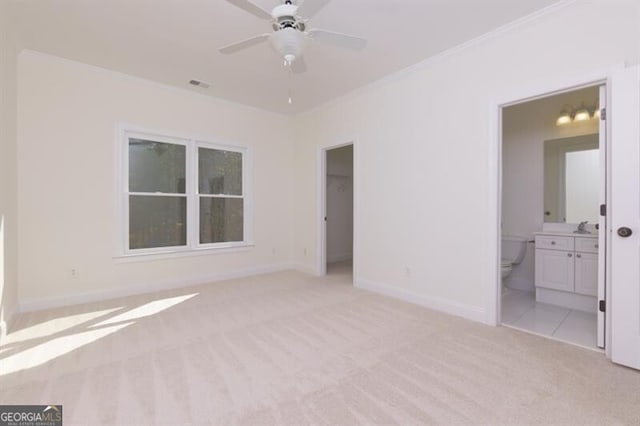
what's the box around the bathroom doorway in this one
[319,143,355,279]
[498,84,606,351]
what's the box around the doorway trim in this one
[317,141,358,282]
[488,68,617,356]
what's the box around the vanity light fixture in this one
[556,101,599,126]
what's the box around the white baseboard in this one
[19,263,294,313]
[536,287,597,312]
[356,278,486,323]
[327,253,353,263]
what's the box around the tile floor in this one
[501,289,599,350]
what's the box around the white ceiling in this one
[10,0,562,114]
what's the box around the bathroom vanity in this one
[534,232,599,312]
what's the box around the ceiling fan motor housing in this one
[271,4,305,31]
[271,3,297,20]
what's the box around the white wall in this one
[326,145,353,263]
[0,0,18,338]
[292,1,639,322]
[17,51,294,309]
[502,88,599,291]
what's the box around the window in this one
[121,130,251,256]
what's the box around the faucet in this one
[574,221,591,234]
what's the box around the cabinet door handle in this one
[595,244,599,249]
[568,253,573,258]
[551,241,556,245]
[576,254,582,258]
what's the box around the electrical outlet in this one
[70,268,79,279]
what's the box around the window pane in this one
[129,196,187,249]
[198,148,242,195]
[200,198,244,244]
[129,139,186,193]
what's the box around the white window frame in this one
[117,126,254,259]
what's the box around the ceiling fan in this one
[219,0,367,74]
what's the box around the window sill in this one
[113,243,255,263]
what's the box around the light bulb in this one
[288,96,293,104]
[574,108,590,121]
[556,113,571,126]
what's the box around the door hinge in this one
[600,204,606,217]
[600,107,606,120]
[599,300,606,313]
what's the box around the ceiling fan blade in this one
[291,56,307,74]
[219,34,270,54]
[297,0,331,18]
[308,29,367,50]
[225,0,272,20]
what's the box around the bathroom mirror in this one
[544,134,599,224]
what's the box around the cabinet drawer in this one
[535,235,574,251]
[575,237,599,253]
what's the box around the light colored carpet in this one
[1,268,639,425]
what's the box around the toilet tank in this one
[502,235,527,265]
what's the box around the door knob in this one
[617,227,633,238]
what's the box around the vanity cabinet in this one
[535,248,575,292]
[574,252,598,296]
[535,234,598,298]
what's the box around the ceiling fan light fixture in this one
[270,27,306,64]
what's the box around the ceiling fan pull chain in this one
[288,65,294,105]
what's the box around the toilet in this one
[501,235,527,281]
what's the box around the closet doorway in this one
[319,143,354,279]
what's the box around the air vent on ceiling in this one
[189,79,211,89]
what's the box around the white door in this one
[610,65,640,370]
[597,84,607,349]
